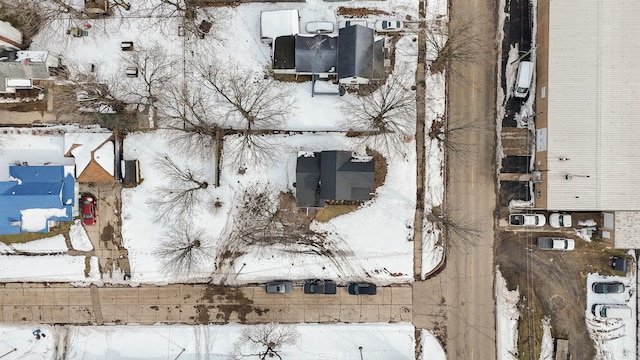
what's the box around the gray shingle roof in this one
[294,34,338,74]
[296,151,374,207]
[337,25,385,81]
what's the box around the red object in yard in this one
[84,24,92,29]
[81,196,96,225]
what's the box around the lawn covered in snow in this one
[0,323,419,360]
[122,131,416,284]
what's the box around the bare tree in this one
[197,63,292,129]
[154,219,215,277]
[120,42,177,110]
[426,16,485,75]
[52,68,138,126]
[147,154,209,222]
[158,84,221,155]
[232,186,320,248]
[230,323,299,360]
[342,68,416,153]
[0,0,62,47]
[426,205,480,249]
[428,115,488,161]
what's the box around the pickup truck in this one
[509,214,546,227]
[537,237,575,251]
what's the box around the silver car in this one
[592,281,625,294]
[266,281,292,294]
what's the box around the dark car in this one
[303,280,337,294]
[592,281,625,294]
[265,281,292,294]
[81,195,96,225]
[347,283,377,295]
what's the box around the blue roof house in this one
[0,165,75,234]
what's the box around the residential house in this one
[0,165,75,234]
[64,132,115,183]
[337,25,385,85]
[272,25,385,85]
[295,150,375,208]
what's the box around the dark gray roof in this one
[296,151,374,207]
[273,35,296,70]
[337,25,384,81]
[294,34,338,74]
[295,154,322,207]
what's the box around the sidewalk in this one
[0,283,412,325]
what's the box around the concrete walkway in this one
[0,283,412,325]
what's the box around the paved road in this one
[0,283,412,325]
[413,0,498,358]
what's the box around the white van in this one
[592,304,632,319]
[514,61,534,98]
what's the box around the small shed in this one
[121,160,140,184]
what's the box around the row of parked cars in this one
[266,280,377,295]
[508,213,572,228]
[590,281,631,319]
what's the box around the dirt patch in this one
[315,205,359,223]
[201,285,269,323]
[336,7,390,17]
[0,222,71,245]
[195,304,210,324]
[101,222,114,243]
[496,230,628,360]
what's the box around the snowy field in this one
[0,323,421,360]
[122,130,416,284]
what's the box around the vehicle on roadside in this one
[591,304,632,319]
[537,237,575,251]
[81,195,96,226]
[549,213,572,228]
[347,283,377,295]
[592,281,625,294]
[305,21,334,34]
[514,61,534,98]
[266,281,292,294]
[509,214,546,227]
[375,20,403,33]
[303,279,337,294]
[338,19,368,28]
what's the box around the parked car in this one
[375,20,403,33]
[338,19,368,28]
[592,281,625,294]
[509,214,546,227]
[305,21,334,34]
[303,280,337,294]
[591,304,632,319]
[81,195,96,226]
[347,283,377,295]
[537,237,575,251]
[549,213,572,228]
[514,61,534,98]
[266,281,292,294]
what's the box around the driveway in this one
[78,182,130,281]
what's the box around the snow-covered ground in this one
[0,323,419,360]
[122,130,416,284]
[495,268,520,360]
[420,329,446,360]
[585,271,637,359]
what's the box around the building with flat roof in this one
[535,0,640,247]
